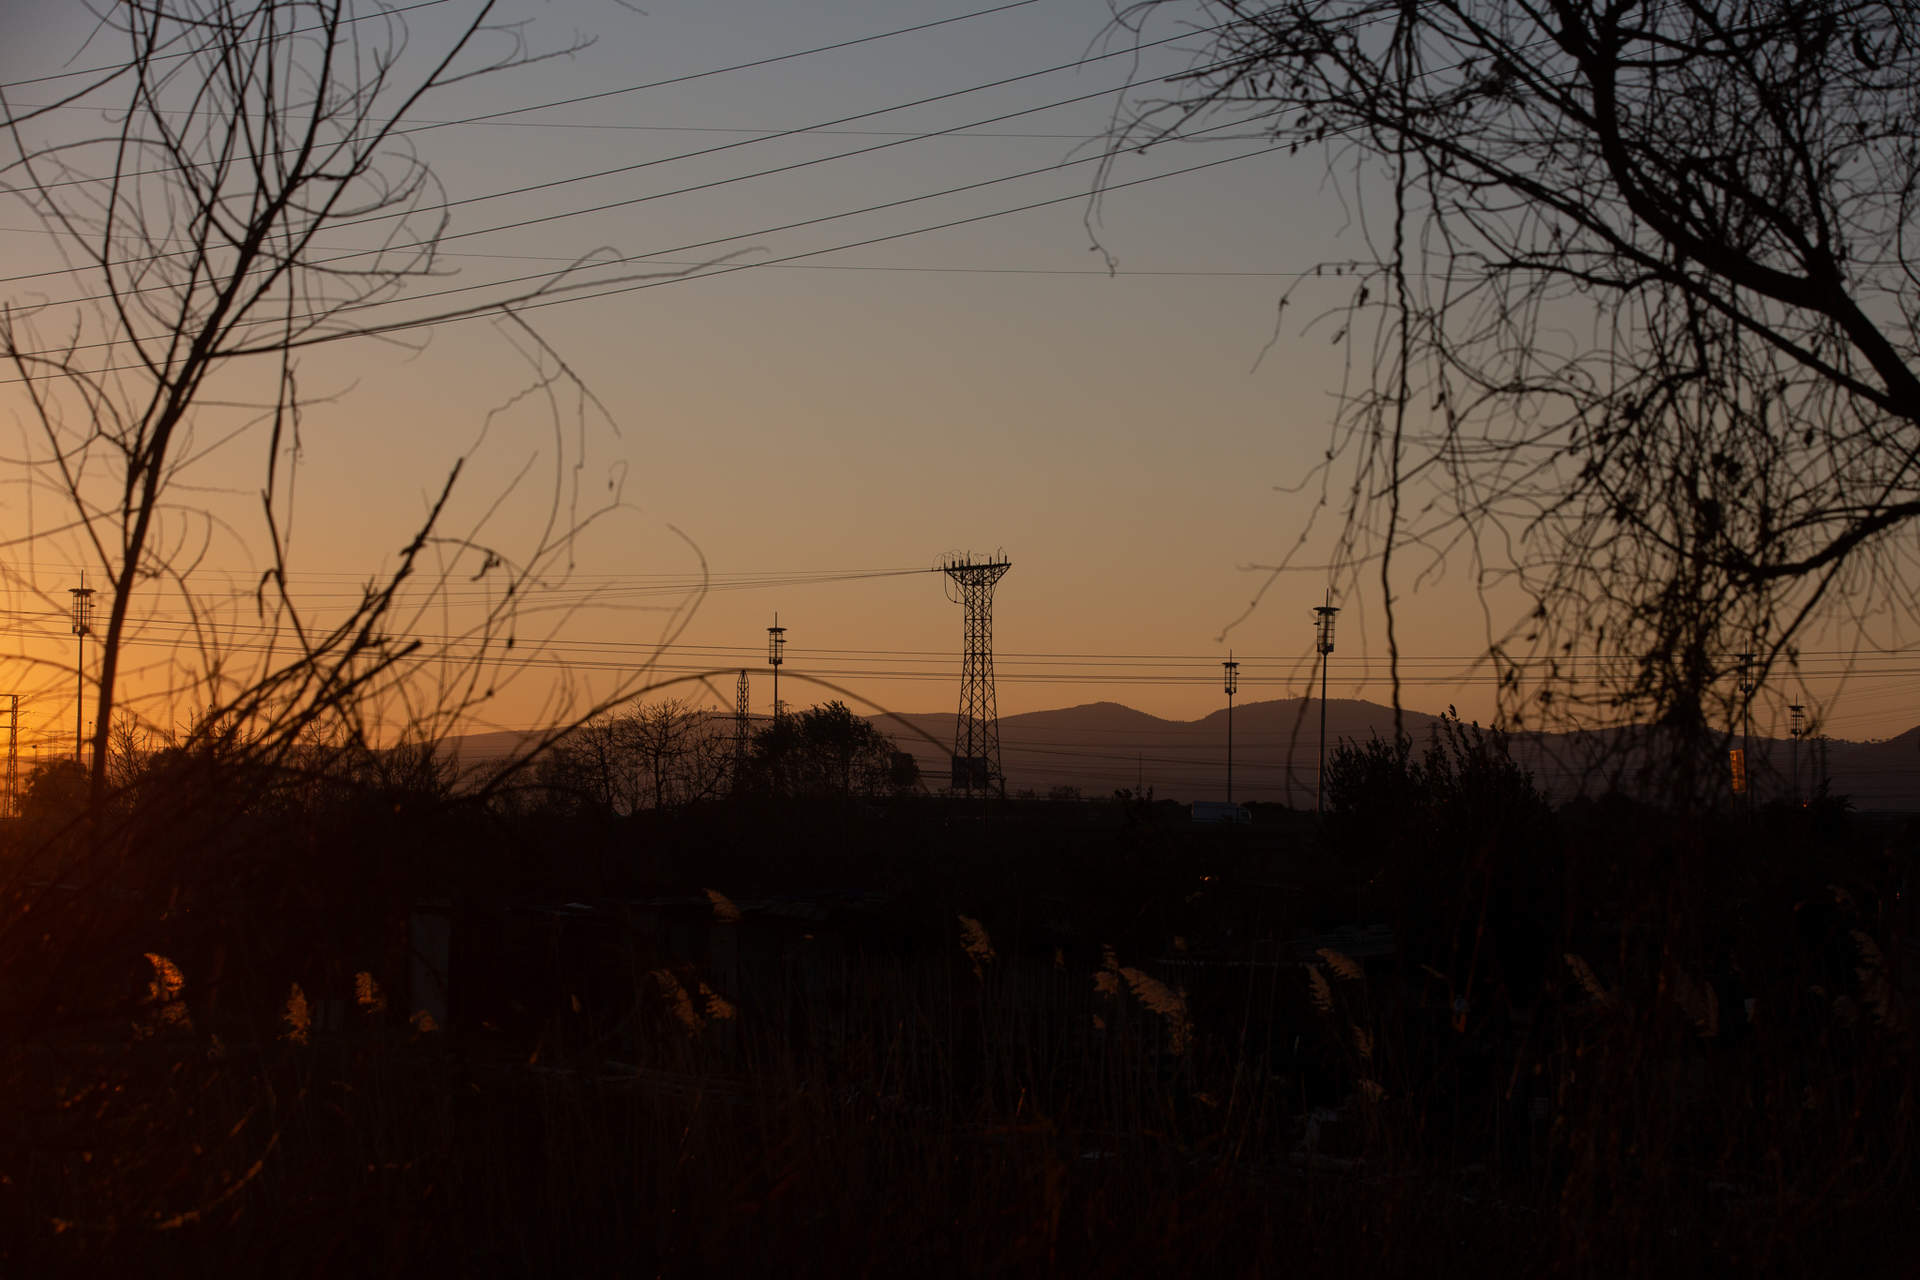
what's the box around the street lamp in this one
[70,577,95,765]
[1313,599,1339,815]
[767,613,786,724]
[1223,653,1238,807]
[1789,703,1806,805]
[1736,652,1756,814]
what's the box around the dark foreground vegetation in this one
[3,720,1916,1278]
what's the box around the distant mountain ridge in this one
[441,697,1920,810]
[883,698,1920,810]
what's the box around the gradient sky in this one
[2,0,1912,756]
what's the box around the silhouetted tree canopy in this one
[1115,0,1920,774]
[535,699,730,816]
[746,702,921,800]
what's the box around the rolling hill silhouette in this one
[443,698,1920,809]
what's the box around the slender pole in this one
[1313,601,1338,815]
[1790,722,1798,805]
[1223,653,1238,808]
[1736,652,1755,815]
[1789,704,1804,806]
[71,578,94,766]
[768,613,786,725]
[1318,651,1328,814]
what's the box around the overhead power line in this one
[2,0,1071,212]
[0,0,460,90]
[4,24,1220,296]
[1,130,1284,378]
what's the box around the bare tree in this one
[536,698,731,815]
[624,698,731,811]
[0,0,670,808]
[1111,0,1920,780]
[0,0,723,1060]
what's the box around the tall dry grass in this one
[4,791,1916,1276]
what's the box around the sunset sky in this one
[2,0,1912,757]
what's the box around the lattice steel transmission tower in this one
[941,553,1010,798]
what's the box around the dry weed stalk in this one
[1091,945,1191,1055]
[1671,969,1719,1039]
[653,969,703,1035]
[699,981,737,1022]
[706,890,743,925]
[1318,948,1365,982]
[1852,930,1907,1035]
[138,953,191,1035]
[144,953,185,1004]
[355,972,387,1016]
[958,915,996,980]
[282,983,311,1045]
[1307,966,1335,1016]
[1565,954,1615,1007]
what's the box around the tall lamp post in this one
[70,577,95,765]
[1789,703,1806,805]
[1313,599,1339,815]
[767,614,786,725]
[1736,652,1755,814]
[1223,653,1238,807]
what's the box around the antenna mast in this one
[734,669,751,787]
[1313,594,1340,815]
[2,694,16,817]
[767,614,786,725]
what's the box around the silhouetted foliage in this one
[744,701,920,800]
[17,759,88,828]
[534,699,731,817]
[1325,713,1551,854]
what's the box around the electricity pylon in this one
[941,553,1010,799]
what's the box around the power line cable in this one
[3,24,1217,295]
[3,0,1063,209]
[0,0,460,91]
[2,128,1284,376]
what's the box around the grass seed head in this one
[1565,953,1611,1005]
[699,981,737,1021]
[958,915,996,979]
[143,953,185,1004]
[652,969,703,1034]
[282,983,311,1045]
[1852,930,1906,1033]
[1119,967,1191,1056]
[1317,948,1364,982]
[1308,965,1335,1016]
